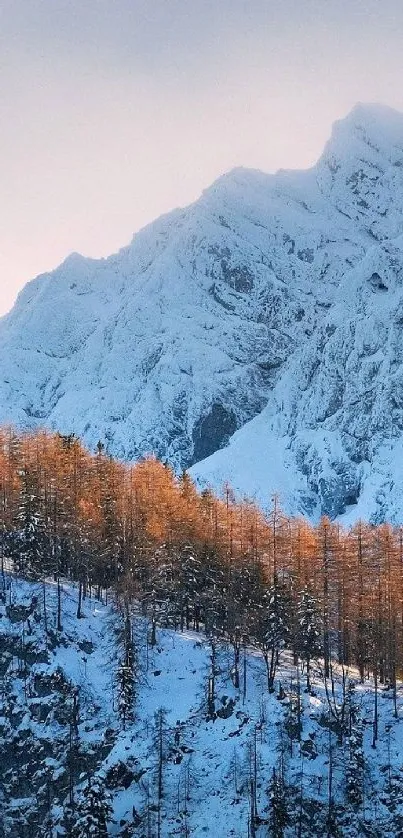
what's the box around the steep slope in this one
[0,165,344,466]
[2,103,403,519]
[192,236,403,521]
[3,574,403,837]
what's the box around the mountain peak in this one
[345,100,403,126]
[321,101,403,168]
[314,103,403,237]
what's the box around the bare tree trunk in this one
[76,580,82,619]
[157,709,164,838]
[57,578,62,631]
[327,721,334,836]
[42,580,48,635]
[297,756,304,837]
[207,639,217,718]
[372,666,378,748]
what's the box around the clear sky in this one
[1,0,403,315]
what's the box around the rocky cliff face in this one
[2,103,403,520]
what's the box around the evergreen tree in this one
[345,682,364,805]
[153,707,168,838]
[14,462,49,576]
[176,544,202,631]
[95,453,123,591]
[284,672,302,747]
[295,588,322,692]
[201,547,226,636]
[148,544,177,627]
[116,612,135,729]
[258,581,291,692]
[72,775,112,838]
[268,768,288,837]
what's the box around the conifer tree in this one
[345,682,364,805]
[295,588,322,693]
[14,461,48,576]
[153,707,168,838]
[268,768,289,837]
[201,546,226,636]
[72,775,112,838]
[177,544,202,631]
[257,581,291,692]
[116,611,135,729]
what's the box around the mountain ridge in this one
[2,102,403,521]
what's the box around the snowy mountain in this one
[2,573,403,837]
[2,103,403,521]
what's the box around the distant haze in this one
[1,0,403,315]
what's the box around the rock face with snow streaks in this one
[2,103,403,521]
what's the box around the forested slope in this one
[2,429,403,835]
[1,567,403,836]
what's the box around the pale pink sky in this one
[1,0,403,315]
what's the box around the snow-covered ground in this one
[2,573,403,836]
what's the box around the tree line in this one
[1,426,403,703]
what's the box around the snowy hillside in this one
[2,573,403,837]
[2,103,403,520]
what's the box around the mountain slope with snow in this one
[2,103,403,520]
[2,574,403,837]
[192,236,403,522]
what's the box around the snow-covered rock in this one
[2,103,403,520]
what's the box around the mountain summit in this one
[2,103,403,522]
